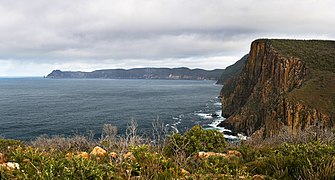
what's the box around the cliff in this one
[46,68,224,80]
[216,54,248,85]
[219,39,335,137]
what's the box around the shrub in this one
[2,146,116,179]
[248,141,335,179]
[129,145,178,179]
[0,138,24,156]
[31,135,95,152]
[165,125,226,157]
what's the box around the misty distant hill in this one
[46,67,225,80]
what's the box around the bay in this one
[0,78,224,140]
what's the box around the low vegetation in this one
[271,39,335,120]
[2,122,335,179]
[270,39,335,73]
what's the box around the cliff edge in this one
[219,39,335,137]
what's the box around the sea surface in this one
[0,78,230,140]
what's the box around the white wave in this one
[172,120,181,126]
[237,133,248,141]
[206,126,231,132]
[214,102,222,106]
[215,110,222,116]
[224,134,239,140]
[170,125,179,133]
[207,121,248,141]
[208,118,226,128]
[178,114,184,118]
[196,113,213,119]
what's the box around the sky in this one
[0,0,334,77]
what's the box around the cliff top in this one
[256,39,335,117]
[220,39,335,137]
[256,39,335,73]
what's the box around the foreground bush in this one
[2,125,335,179]
[248,141,335,179]
[164,125,226,157]
[0,138,25,154]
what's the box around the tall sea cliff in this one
[219,39,335,138]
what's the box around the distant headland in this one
[46,67,225,80]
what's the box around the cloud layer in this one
[0,0,334,76]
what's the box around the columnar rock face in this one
[219,39,335,137]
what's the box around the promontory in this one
[219,39,335,138]
[46,67,224,80]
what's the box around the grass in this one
[269,39,335,121]
[288,71,335,116]
[268,39,335,108]
[270,39,335,73]
[2,123,335,179]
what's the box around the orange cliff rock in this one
[219,39,335,137]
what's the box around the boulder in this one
[22,159,30,163]
[196,151,227,159]
[109,152,118,159]
[0,154,20,171]
[90,146,107,157]
[77,152,90,159]
[253,174,266,180]
[123,152,136,161]
[65,152,74,159]
[227,150,242,158]
[180,168,190,175]
[4,162,20,170]
[0,153,4,164]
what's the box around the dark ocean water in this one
[0,78,227,140]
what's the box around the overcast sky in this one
[0,0,334,76]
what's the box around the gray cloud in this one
[0,0,334,76]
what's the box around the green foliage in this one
[269,39,335,121]
[270,39,335,73]
[0,138,24,153]
[288,71,335,116]
[165,125,226,156]
[2,146,115,179]
[247,141,335,179]
[130,145,178,179]
[3,125,335,179]
[187,155,249,178]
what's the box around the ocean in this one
[0,78,230,140]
